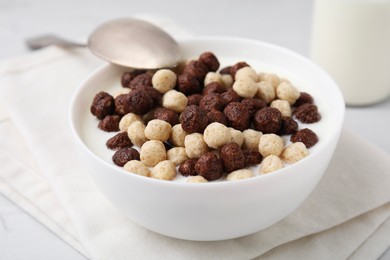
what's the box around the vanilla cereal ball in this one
[144,119,172,142]
[151,160,176,180]
[270,99,292,117]
[258,134,284,157]
[235,67,259,82]
[152,69,177,94]
[140,140,166,167]
[257,72,265,81]
[119,113,143,132]
[261,73,281,88]
[256,81,276,103]
[203,122,231,149]
[242,129,262,150]
[123,160,150,177]
[127,121,148,147]
[260,155,284,174]
[281,142,309,164]
[276,81,300,105]
[229,128,244,147]
[184,133,209,159]
[220,74,233,89]
[227,169,254,181]
[204,72,222,86]
[113,87,131,97]
[232,77,258,98]
[187,175,208,183]
[167,147,188,166]
[162,90,188,113]
[169,124,187,147]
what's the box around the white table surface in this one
[0,0,389,259]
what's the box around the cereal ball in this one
[129,73,153,90]
[202,82,225,95]
[195,152,224,181]
[204,72,222,86]
[219,66,232,75]
[258,134,284,157]
[220,74,234,89]
[140,140,167,167]
[112,147,140,167]
[151,160,176,181]
[235,67,259,82]
[90,91,115,119]
[294,92,314,107]
[241,98,267,118]
[123,160,150,177]
[254,107,282,134]
[119,113,143,132]
[227,169,253,181]
[221,89,242,104]
[144,119,172,142]
[184,133,209,158]
[187,175,208,183]
[220,143,245,173]
[127,121,148,147]
[279,116,298,135]
[106,132,132,150]
[232,78,258,98]
[142,109,155,124]
[291,128,318,148]
[153,108,179,126]
[126,89,154,115]
[113,87,131,98]
[207,109,228,125]
[199,52,220,71]
[169,124,187,147]
[203,122,231,149]
[260,155,284,174]
[178,158,198,177]
[152,69,177,93]
[98,115,120,132]
[183,60,209,82]
[242,129,262,150]
[229,128,244,147]
[270,99,292,117]
[256,81,275,104]
[281,142,309,164]
[177,73,202,95]
[230,62,250,79]
[167,147,188,166]
[261,73,281,88]
[114,94,130,116]
[139,86,162,108]
[121,70,146,88]
[243,149,263,166]
[293,103,321,123]
[162,89,188,113]
[276,81,300,105]
[223,102,250,131]
[199,93,225,112]
[180,105,208,133]
[187,94,203,106]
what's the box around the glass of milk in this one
[310,0,390,106]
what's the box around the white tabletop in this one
[0,0,389,259]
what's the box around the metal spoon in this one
[26,18,181,69]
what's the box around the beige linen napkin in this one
[0,26,390,259]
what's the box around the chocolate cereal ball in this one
[243,149,263,166]
[294,92,314,107]
[140,140,167,167]
[293,103,321,124]
[121,70,146,88]
[153,107,179,126]
[221,89,242,104]
[98,115,120,132]
[220,143,245,173]
[128,73,152,90]
[223,102,250,131]
[195,152,224,181]
[202,82,225,95]
[90,91,115,120]
[106,132,132,150]
[126,89,154,115]
[183,60,209,82]
[140,86,163,108]
[279,116,298,136]
[187,94,203,106]
[254,107,282,134]
[199,52,220,72]
[207,109,228,125]
[199,93,225,113]
[241,98,267,118]
[219,66,232,75]
[180,105,208,134]
[114,94,130,116]
[177,73,202,95]
[112,147,140,167]
[178,159,198,177]
[291,128,318,148]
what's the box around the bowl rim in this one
[69,36,345,189]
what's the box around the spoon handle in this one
[26,34,86,50]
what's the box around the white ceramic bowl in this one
[69,37,344,241]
